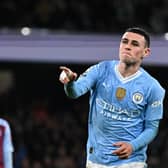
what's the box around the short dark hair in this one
[125,27,150,47]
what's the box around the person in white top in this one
[0,118,14,168]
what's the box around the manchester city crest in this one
[116,87,126,100]
[132,92,144,104]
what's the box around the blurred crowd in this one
[1,0,168,33]
[11,97,88,168]
[0,63,167,168]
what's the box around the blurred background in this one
[0,0,168,168]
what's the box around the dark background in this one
[0,0,168,34]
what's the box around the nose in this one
[125,43,131,50]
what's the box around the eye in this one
[121,39,128,44]
[132,41,139,46]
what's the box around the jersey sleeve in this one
[64,62,104,98]
[130,120,159,151]
[145,81,165,120]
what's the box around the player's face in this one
[119,32,150,65]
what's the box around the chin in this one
[123,59,136,66]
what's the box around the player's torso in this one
[92,63,148,125]
[87,62,151,164]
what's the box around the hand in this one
[112,142,133,159]
[59,66,77,84]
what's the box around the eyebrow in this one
[121,38,139,43]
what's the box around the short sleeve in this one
[145,82,165,120]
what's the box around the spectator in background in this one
[150,0,168,33]
[0,118,14,168]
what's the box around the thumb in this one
[59,66,77,81]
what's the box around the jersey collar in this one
[114,64,142,83]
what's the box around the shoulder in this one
[97,60,118,68]
[141,68,165,93]
[93,60,117,76]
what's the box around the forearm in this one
[130,120,159,151]
[64,82,80,98]
[64,79,91,98]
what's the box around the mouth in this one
[122,52,131,57]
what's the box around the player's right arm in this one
[59,63,101,98]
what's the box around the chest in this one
[96,77,148,111]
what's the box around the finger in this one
[72,72,77,80]
[113,142,123,147]
[59,76,70,84]
[60,66,74,78]
[59,66,71,73]
[63,78,70,84]
[112,147,125,155]
[59,66,77,82]
[59,71,70,84]
[118,153,129,159]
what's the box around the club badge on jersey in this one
[132,92,144,104]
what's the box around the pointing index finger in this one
[59,66,71,72]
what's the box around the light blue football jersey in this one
[64,60,165,166]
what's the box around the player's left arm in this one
[130,119,159,152]
[112,120,159,159]
[130,81,165,152]
[113,81,165,158]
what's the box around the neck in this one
[118,61,140,77]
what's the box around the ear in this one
[143,48,151,58]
